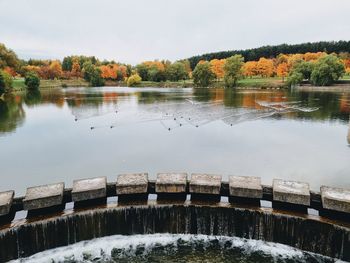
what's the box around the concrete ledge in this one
[273,179,310,206]
[0,191,14,216]
[72,177,107,202]
[321,186,350,213]
[116,173,148,195]
[190,173,221,195]
[229,176,262,199]
[23,183,64,211]
[156,173,187,193]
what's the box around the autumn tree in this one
[192,62,215,87]
[210,59,225,79]
[303,52,325,62]
[223,55,244,88]
[70,58,81,78]
[49,60,63,79]
[100,64,118,80]
[242,61,258,77]
[276,62,288,81]
[3,66,16,77]
[256,58,274,77]
[127,74,142,87]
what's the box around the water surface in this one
[0,87,349,194]
[12,234,340,263]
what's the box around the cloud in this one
[0,0,349,64]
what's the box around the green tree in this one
[310,54,345,86]
[293,61,314,80]
[286,72,304,87]
[148,65,166,82]
[90,67,105,87]
[136,64,149,80]
[62,56,73,71]
[192,62,215,87]
[0,43,19,69]
[286,61,314,86]
[166,62,188,81]
[0,70,13,94]
[223,55,244,88]
[24,72,40,90]
[82,61,95,82]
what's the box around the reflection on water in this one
[348,117,350,146]
[0,87,349,194]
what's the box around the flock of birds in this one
[69,97,319,131]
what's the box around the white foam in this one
[9,234,321,263]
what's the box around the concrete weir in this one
[0,174,350,262]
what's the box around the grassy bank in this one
[10,75,350,91]
[12,78,89,91]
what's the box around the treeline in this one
[187,41,350,69]
[1,41,350,94]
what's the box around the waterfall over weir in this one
[0,203,349,262]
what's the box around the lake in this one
[0,87,349,195]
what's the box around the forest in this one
[1,41,350,93]
[187,41,350,69]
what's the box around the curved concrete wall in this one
[0,173,350,262]
[0,203,349,262]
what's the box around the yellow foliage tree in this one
[49,60,63,79]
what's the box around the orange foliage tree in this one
[344,59,350,74]
[100,64,119,80]
[143,61,165,71]
[276,62,288,81]
[256,58,274,77]
[242,61,258,77]
[303,52,326,61]
[70,58,82,78]
[3,66,16,77]
[209,59,225,79]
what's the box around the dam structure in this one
[0,173,349,262]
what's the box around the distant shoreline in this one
[11,77,350,91]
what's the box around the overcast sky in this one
[1,0,350,64]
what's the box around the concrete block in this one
[321,186,350,213]
[116,173,148,195]
[0,191,14,216]
[189,173,222,195]
[72,177,107,202]
[156,173,187,193]
[23,183,64,210]
[273,179,310,206]
[229,176,262,199]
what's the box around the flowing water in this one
[11,234,342,263]
[0,87,349,194]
